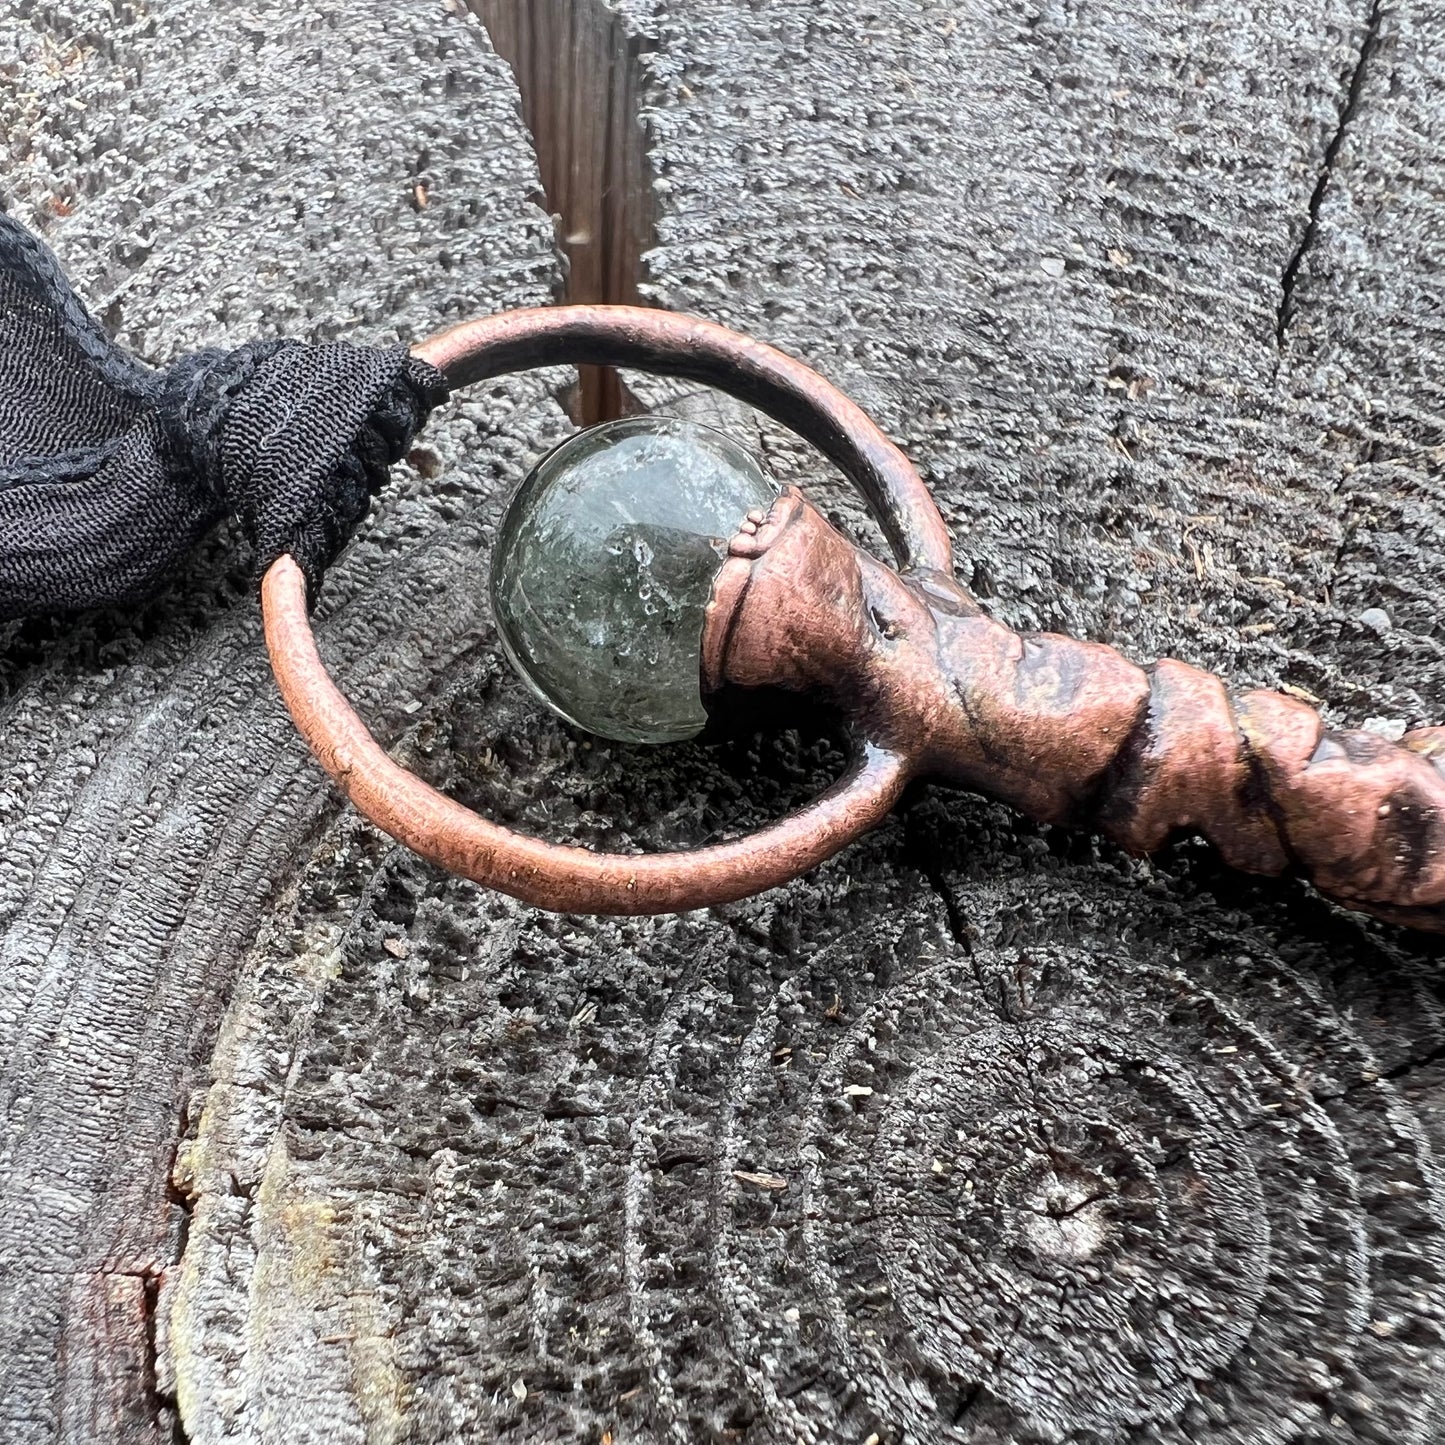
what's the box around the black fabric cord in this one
[0,211,450,617]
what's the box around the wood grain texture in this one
[5,0,1445,1442]
[0,1,563,1439]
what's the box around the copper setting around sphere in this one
[262,304,1445,931]
[262,305,922,915]
[489,415,780,745]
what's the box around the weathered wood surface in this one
[0,2,562,1439]
[5,0,1445,1442]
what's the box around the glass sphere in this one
[490,416,779,744]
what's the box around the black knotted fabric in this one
[0,212,450,617]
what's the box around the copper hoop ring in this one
[417,305,953,575]
[262,305,938,914]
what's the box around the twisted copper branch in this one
[267,306,1445,927]
[707,489,1445,932]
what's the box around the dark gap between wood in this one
[470,0,658,424]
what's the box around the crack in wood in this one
[139,1269,190,1445]
[901,835,1076,1433]
[468,0,658,424]
[1275,0,1386,347]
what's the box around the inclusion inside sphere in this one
[490,416,780,744]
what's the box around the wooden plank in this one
[0,0,563,1440]
[5,0,1445,1441]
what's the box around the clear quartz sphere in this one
[490,416,780,744]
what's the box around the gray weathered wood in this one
[0,1,562,1439]
[5,0,1445,1441]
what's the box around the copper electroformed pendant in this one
[262,306,1445,930]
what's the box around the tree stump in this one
[4,1,1445,1442]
